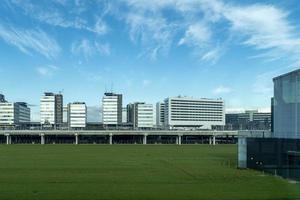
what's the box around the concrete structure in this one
[156,102,165,128]
[40,92,63,127]
[0,102,30,126]
[102,93,122,126]
[273,69,300,139]
[164,96,225,129]
[238,69,300,180]
[0,129,238,145]
[68,102,87,129]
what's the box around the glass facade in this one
[274,70,300,139]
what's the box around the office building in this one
[225,110,271,130]
[122,107,127,123]
[0,102,30,126]
[102,93,122,125]
[164,96,225,129]
[0,94,6,102]
[127,102,153,129]
[55,94,63,125]
[156,102,165,128]
[68,102,87,129]
[40,92,63,127]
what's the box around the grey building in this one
[127,102,153,129]
[40,92,63,128]
[0,94,6,102]
[102,93,122,126]
[273,69,300,139]
[0,102,30,127]
[239,69,300,180]
[156,102,165,128]
[226,110,271,130]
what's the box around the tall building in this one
[273,69,300,139]
[164,96,225,129]
[156,102,165,128]
[0,94,5,102]
[102,93,122,125]
[0,102,30,126]
[127,102,153,129]
[68,102,87,129]
[122,107,127,123]
[40,92,63,127]
[55,94,63,125]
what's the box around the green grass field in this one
[0,145,299,200]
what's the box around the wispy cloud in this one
[0,24,61,59]
[71,39,110,60]
[213,85,232,95]
[36,65,59,77]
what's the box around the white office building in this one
[40,92,63,126]
[102,93,122,125]
[127,102,153,129]
[0,102,30,126]
[68,102,87,128]
[156,102,165,128]
[164,96,225,129]
[135,103,153,128]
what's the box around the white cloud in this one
[36,65,59,77]
[213,85,232,95]
[223,4,300,61]
[142,79,151,87]
[71,39,110,60]
[0,24,61,59]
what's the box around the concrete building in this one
[127,102,153,129]
[0,102,30,126]
[122,107,127,123]
[239,69,300,180]
[273,69,300,139]
[156,102,165,128]
[68,102,87,129]
[102,93,122,126]
[164,96,225,129]
[40,92,63,127]
[225,110,271,130]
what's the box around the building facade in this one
[273,69,300,139]
[127,102,153,129]
[40,92,63,127]
[156,102,165,128]
[102,93,122,125]
[225,110,271,130]
[164,96,225,129]
[68,102,87,129]
[0,102,30,126]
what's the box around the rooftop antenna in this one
[59,89,64,95]
[111,82,114,93]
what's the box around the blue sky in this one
[1,0,300,121]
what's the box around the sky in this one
[1,0,300,122]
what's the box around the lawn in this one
[0,145,299,200]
